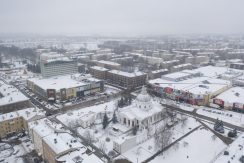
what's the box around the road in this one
[161,103,244,132]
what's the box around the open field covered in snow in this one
[150,127,227,163]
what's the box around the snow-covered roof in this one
[28,74,100,91]
[215,87,244,104]
[195,66,243,78]
[108,70,146,77]
[90,66,109,71]
[97,60,121,66]
[43,133,83,155]
[0,107,45,122]
[0,81,29,106]
[56,147,103,163]
[149,77,231,95]
[120,101,163,121]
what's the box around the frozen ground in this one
[150,127,227,163]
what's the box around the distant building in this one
[89,66,109,80]
[95,60,121,70]
[170,63,192,72]
[230,63,244,70]
[40,53,78,78]
[149,69,168,79]
[107,70,147,90]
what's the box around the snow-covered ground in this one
[150,128,227,163]
[0,136,34,163]
[57,100,117,127]
[104,85,122,95]
[197,107,244,127]
[115,117,201,163]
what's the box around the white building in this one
[113,136,137,153]
[118,87,165,130]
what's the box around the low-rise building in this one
[27,74,104,101]
[212,87,244,112]
[113,136,137,153]
[149,69,168,79]
[149,77,231,106]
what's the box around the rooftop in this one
[216,87,244,104]
[109,70,146,77]
[0,81,29,106]
[28,74,100,91]
[0,107,45,122]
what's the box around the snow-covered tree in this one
[102,112,109,129]
[112,111,118,124]
[84,130,95,144]
[154,125,172,153]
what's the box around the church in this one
[118,86,166,130]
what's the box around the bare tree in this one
[84,130,95,145]
[99,140,107,154]
[154,124,172,154]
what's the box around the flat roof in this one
[28,74,100,91]
[0,107,45,122]
[149,77,231,95]
[109,70,146,77]
[216,87,244,104]
[0,81,29,106]
[90,66,109,71]
[43,133,83,154]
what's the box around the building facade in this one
[40,53,78,78]
[107,70,147,90]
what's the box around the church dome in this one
[136,86,151,102]
[136,86,152,111]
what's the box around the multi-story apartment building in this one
[0,108,45,138]
[107,70,147,90]
[40,53,78,78]
[0,81,31,113]
[89,66,109,80]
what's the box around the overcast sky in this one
[0,0,244,36]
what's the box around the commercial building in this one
[107,70,147,90]
[0,81,31,113]
[27,74,104,101]
[149,76,231,106]
[40,53,78,78]
[0,107,45,138]
[212,87,244,112]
